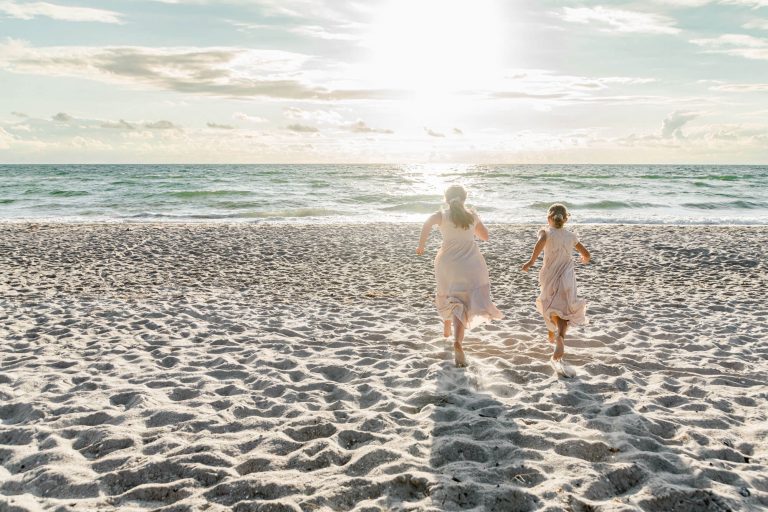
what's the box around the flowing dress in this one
[434,210,503,329]
[535,226,588,331]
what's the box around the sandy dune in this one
[0,223,766,511]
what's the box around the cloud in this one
[744,19,768,30]
[0,40,400,101]
[492,91,569,100]
[11,111,27,117]
[287,123,318,132]
[711,82,768,91]
[723,0,768,6]
[661,110,699,138]
[100,119,135,129]
[290,24,361,41]
[284,107,344,124]
[453,128,463,135]
[0,126,13,148]
[489,70,659,105]
[425,127,445,138]
[207,122,235,130]
[145,120,179,130]
[559,7,680,34]
[346,120,392,134]
[660,0,768,6]
[233,112,267,123]
[52,112,73,122]
[0,1,123,23]
[691,34,768,60]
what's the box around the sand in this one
[0,223,766,512]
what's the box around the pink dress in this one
[434,210,503,329]
[536,226,588,331]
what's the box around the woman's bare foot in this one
[454,341,467,367]
[553,335,565,361]
[443,320,452,338]
[548,330,555,344]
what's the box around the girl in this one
[416,185,503,367]
[522,203,590,376]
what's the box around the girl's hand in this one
[521,261,533,272]
[581,254,590,264]
[416,246,425,256]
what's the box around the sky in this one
[0,0,767,164]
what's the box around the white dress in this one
[536,226,588,331]
[434,210,503,329]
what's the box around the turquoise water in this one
[0,164,766,224]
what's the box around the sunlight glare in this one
[363,0,507,94]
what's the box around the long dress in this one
[535,226,588,331]
[434,210,503,329]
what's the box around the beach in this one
[0,222,766,511]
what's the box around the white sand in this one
[0,223,766,511]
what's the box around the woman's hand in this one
[581,254,590,264]
[416,246,425,256]
[521,261,533,272]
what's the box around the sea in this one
[0,164,766,225]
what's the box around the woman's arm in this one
[521,232,547,271]
[473,212,489,241]
[575,242,590,264]
[416,212,442,255]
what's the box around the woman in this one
[416,185,503,367]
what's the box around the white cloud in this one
[233,112,267,123]
[559,7,680,34]
[0,1,122,23]
[425,127,445,138]
[691,34,768,60]
[145,120,179,130]
[100,119,135,129]
[290,24,361,41]
[346,120,392,134]
[661,110,699,138]
[722,0,768,6]
[207,122,235,130]
[653,0,768,7]
[287,123,319,133]
[0,126,13,148]
[651,0,711,6]
[52,112,73,122]
[711,82,768,91]
[70,136,112,150]
[284,107,343,124]
[743,19,768,30]
[494,69,657,98]
[0,39,398,101]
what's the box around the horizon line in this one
[2,162,768,166]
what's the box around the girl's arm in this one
[473,212,489,241]
[576,242,590,264]
[416,212,442,255]
[521,232,547,272]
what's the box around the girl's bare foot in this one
[553,335,565,361]
[443,320,452,338]
[548,330,555,344]
[454,341,467,367]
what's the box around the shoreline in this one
[1,223,766,511]
[2,219,768,227]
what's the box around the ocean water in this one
[0,164,766,224]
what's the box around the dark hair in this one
[445,185,474,230]
[548,203,569,228]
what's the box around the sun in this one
[362,0,508,95]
